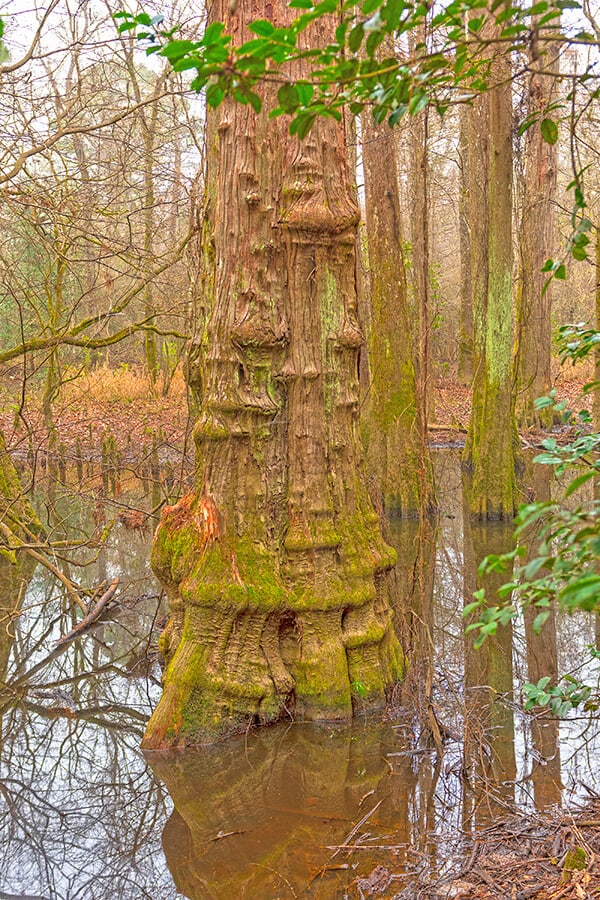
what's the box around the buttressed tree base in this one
[141,0,404,749]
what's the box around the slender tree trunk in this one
[42,232,67,504]
[142,79,165,387]
[361,98,430,516]
[463,22,518,519]
[515,23,559,428]
[457,102,474,384]
[346,113,370,406]
[143,1,403,748]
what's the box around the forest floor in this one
[0,359,594,466]
[407,795,600,899]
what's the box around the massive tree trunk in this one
[361,103,429,516]
[143,2,403,748]
[463,22,518,519]
[515,25,559,428]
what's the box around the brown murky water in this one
[0,452,598,899]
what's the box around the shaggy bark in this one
[143,1,403,748]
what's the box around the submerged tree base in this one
[142,493,404,748]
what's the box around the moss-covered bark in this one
[457,102,474,385]
[463,21,518,519]
[0,430,42,553]
[143,2,404,749]
[514,25,558,429]
[361,86,430,517]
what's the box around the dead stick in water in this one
[331,798,384,859]
[55,577,119,646]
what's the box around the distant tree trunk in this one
[407,24,436,435]
[142,78,165,387]
[515,23,559,428]
[345,113,370,404]
[463,20,518,519]
[361,99,430,516]
[457,102,474,384]
[143,2,403,748]
[42,229,67,505]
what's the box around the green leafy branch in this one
[113,0,582,136]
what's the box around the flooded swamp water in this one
[0,451,599,899]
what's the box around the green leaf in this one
[249,19,275,35]
[564,470,594,497]
[533,610,550,633]
[468,15,485,31]
[206,84,225,108]
[540,118,558,144]
[335,21,349,43]
[572,245,588,261]
[408,92,428,115]
[388,104,407,126]
[247,91,262,113]
[348,23,364,52]
[365,29,385,55]
[203,22,226,44]
[278,82,300,111]
[161,40,199,62]
[296,82,314,105]
[463,600,483,617]
[190,74,208,92]
[561,574,600,611]
[290,112,316,138]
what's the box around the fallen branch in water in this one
[55,577,119,647]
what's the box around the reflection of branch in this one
[56,577,119,647]
[22,699,147,734]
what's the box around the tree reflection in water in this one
[148,721,443,899]
[0,524,174,899]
